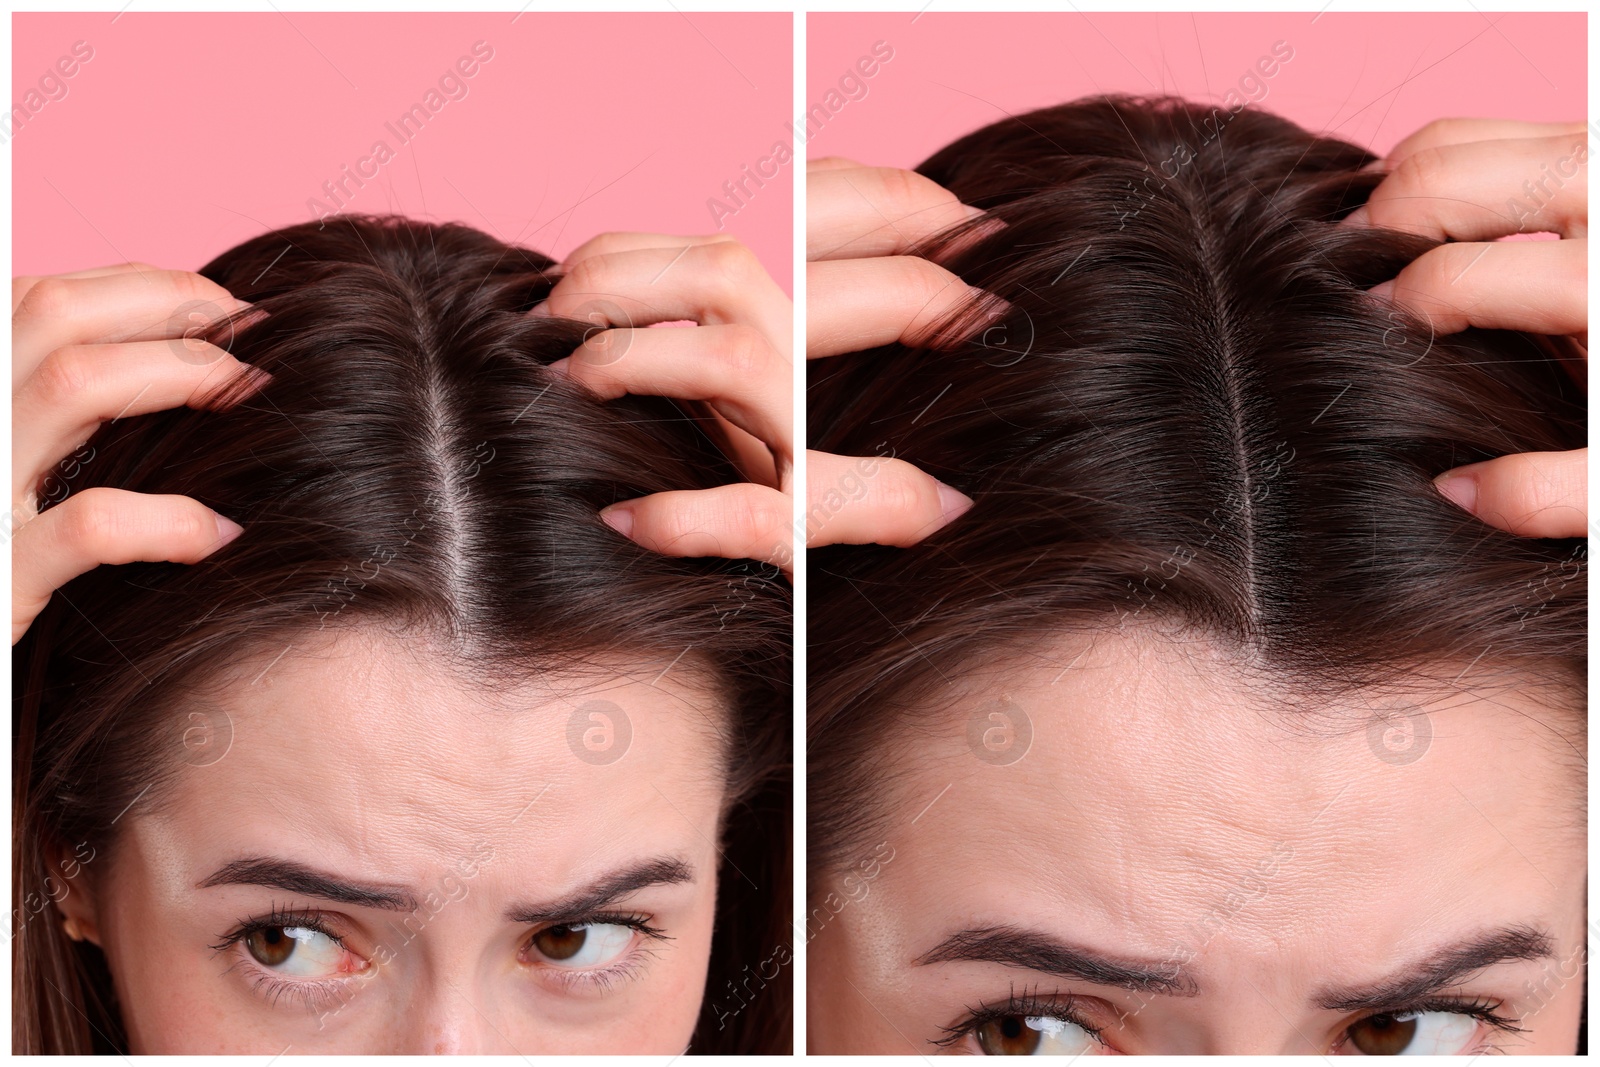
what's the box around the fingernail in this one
[224,305,271,336]
[1343,205,1370,228]
[528,301,551,318]
[202,365,273,410]
[1433,470,1479,514]
[546,356,571,377]
[212,513,244,548]
[201,364,275,410]
[1367,280,1395,301]
[600,504,635,538]
[964,288,1012,325]
[962,213,1008,243]
[934,480,974,524]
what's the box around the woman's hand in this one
[806,158,987,549]
[11,264,259,643]
[1346,119,1588,538]
[535,233,796,575]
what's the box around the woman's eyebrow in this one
[1314,924,1556,1012]
[914,925,1198,995]
[197,857,416,911]
[505,857,695,923]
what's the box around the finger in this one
[549,322,791,457]
[559,232,738,270]
[1345,134,1589,240]
[13,488,244,644]
[1375,238,1586,336]
[710,409,781,488]
[13,269,251,383]
[805,449,972,548]
[1434,448,1587,539]
[807,256,998,358]
[14,340,268,509]
[13,262,161,314]
[537,242,791,355]
[600,483,792,576]
[1384,119,1588,167]
[807,156,868,172]
[808,166,983,261]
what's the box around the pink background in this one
[14,12,793,290]
[805,12,1584,167]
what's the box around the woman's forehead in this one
[863,627,1583,935]
[127,627,728,870]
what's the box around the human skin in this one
[535,232,798,574]
[1343,117,1587,539]
[54,628,726,1054]
[804,115,1587,549]
[807,628,1585,1054]
[11,264,257,643]
[11,228,793,639]
[804,159,980,549]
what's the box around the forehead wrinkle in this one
[860,625,1583,978]
[141,629,728,892]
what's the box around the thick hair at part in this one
[14,216,791,1054]
[808,96,1586,875]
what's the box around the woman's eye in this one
[1344,1011,1478,1055]
[527,922,635,968]
[243,926,351,978]
[974,1015,1101,1055]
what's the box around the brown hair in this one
[808,96,1585,874]
[14,216,791,1053]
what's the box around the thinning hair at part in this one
[807,96,1586,877]
[14,216,791,1055]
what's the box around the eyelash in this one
[936,990,1527,1054]
[210,904,673,1012]
[210,902,344,959]
[521,910,672,994]
[935,986,1107,1051]
[1342,996,1528,1048]
[210,904,359,1014]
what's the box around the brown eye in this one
[977,1016,1043,1055]
[245,926,295,967]
[971,1014,1101,1056]
[1348,1013,1419,1055]
[239,924,352,978]
[532,924,587,961]
[525,922,635,969]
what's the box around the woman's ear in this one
[44,839,102,947]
